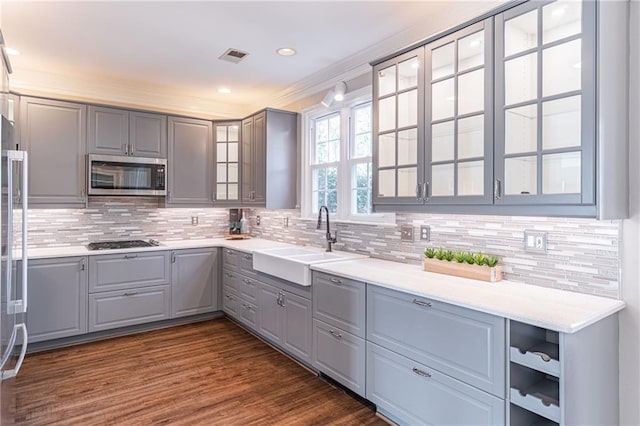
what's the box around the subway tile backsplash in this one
[24,198,621,299]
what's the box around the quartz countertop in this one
[310,258,624,334]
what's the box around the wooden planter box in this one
[423,258,502,283]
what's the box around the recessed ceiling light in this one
[218,87,231,94]
[5,47,20,56]
[277,47,297,57]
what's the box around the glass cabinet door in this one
[425,18,494,205]
[495,0,595,205]
[373,47,425,206]
[213,122,240,204]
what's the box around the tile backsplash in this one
[25,198,621,299]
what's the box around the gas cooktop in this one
[87,239,160,251]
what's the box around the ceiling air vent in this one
[218,48,249,64]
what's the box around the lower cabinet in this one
[88,285,171,332]
[222,287,241,319]
[170,248,219,318]
[257,279,312,365]
[366,342,505,426]
[24,257,88,343]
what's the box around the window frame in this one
[301,86,395,224]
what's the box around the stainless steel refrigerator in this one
[0,29,28,425]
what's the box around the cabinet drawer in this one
[222,288,240,319]
[238,300,258,331]
[313,319,366,397]
[89,251,170,293]
[222,249,240,271]
[222,268,240,293]
[239,252,257,278]
[366,342,504,426]
[88,285,170,332]
[312,272,366,338]
[239,275,259,304]
[367,285,505,397]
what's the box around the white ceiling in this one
[1,1,502,117]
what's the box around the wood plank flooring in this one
[13,318,385,425]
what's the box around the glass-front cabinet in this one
[213,122,241,204]
[494,0,595,206]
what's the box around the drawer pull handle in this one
[412,367,431,378]
[329,277,343,285]
[412,299,432,307]
[225,294,232,299]
[242,279,251,284]
[532,351,552,362]
[329,330,343,339]
[123,292,138,297]
[124,254,138,259]
[243,254,252,260]
[225,272,233,278]
[226,250,235,255]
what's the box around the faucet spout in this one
[317,205,337,252]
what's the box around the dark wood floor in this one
[13,318,385,425]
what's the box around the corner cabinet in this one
[19,97,87,207]
[167,116,213,205]
[240,109,297,208]
[371,0,627,218]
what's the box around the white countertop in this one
[26,239,624,333]
[310,258,625,334]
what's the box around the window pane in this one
[316,141,328,164]
[543,39,581,97]
[326,167,338,190]
[378,169,395,197]
[505,156,537,195]
[217,143,227,162]
[505,10,538,56]
[216,184,227,200]
[378,96,396,132]
[432,78,455,121]
[432,121,454,162]
[505,104,537,154]
[316,118,329,142]
[432,164,454,196]
[378,133,396,168]
[228,163,238,182]
[458,115,484,159]
[327,190,338,213]
[228,184,238,200]
[354,134,371,159]
[354,189,372,214]
[355,163,370,188]
[397,129,417,166]
[354,104,372,134]
[458,161,484,196]
[228,143,238,162]
[543,1,581,45]
[398,57,420,90]
[315,191,325,212]
[216,164,227,182]
[458,31,484,72]
[458,69,484,115]
[543,151,581,194]
[378,65,396,97]
[505,53,537,105]
[228,125,239,142]
[328,140,340,163]
[432,42,455,80]
[216,127,227,142]
[329,115,341,140]
[543,95,581,150]
[398,89,418,128]
[313,168,326,191]
[398,167,417,197]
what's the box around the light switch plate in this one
[524,230,547,252]
[400,225,414,242]
[420,225,431,241]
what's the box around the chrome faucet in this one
[317,205,337,252]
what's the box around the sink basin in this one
[253,246,366,286]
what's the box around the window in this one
[303,87,394,224]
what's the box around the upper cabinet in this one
[371,0,626,218]
[167,116,213,205]
[20,96,87,207]
[240,109,297,209]
[213,121,241,205]
[88,106,167,158]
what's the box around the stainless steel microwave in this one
[88,154,167,196]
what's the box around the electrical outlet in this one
[191,216,199,225]
[420,225,431,241]
[400,225,414,242]
[256,215,261,226]
[524,230,547,252]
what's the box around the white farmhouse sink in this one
[253,246,366,286]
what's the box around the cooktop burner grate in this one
[87,240,157,250]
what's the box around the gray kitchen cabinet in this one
[313,319,366,397]
[20,96,87,206]
[240,109,297,208]
[89,251,171,293]
[312,272,366,338]
[213,121,241,205]
[222,268,240,294]
[366,342,504,426]
[222,288,240,319]
[367,285,505,397]
[167,116,213,205]
[238,300,259,331]
[88,285,171,332]
[171,248,219,318]
[257,278,312,365]
[222,248,240,272]
[88,106,167,158]
[22,257,88,343]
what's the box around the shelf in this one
[511,404,559,426]
[510,376,560,423]
[510,341,560,377]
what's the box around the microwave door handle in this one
[1,323,28,380]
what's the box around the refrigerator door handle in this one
[0,323,28,380]
[6,150,28,314]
